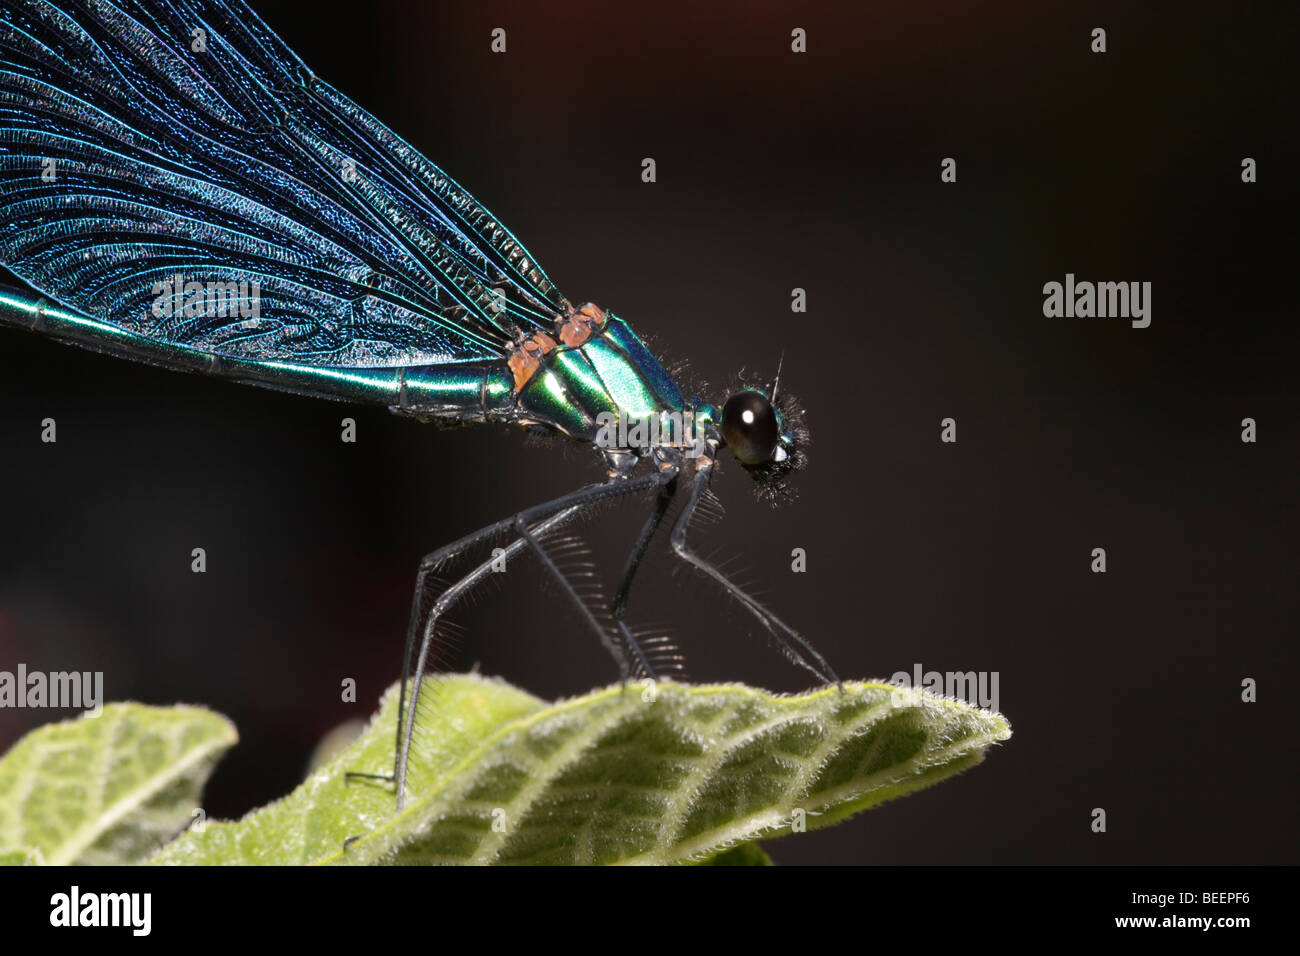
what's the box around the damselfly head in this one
[721,390,781,465]
[718,379,809,504]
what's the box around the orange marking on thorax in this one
[507,331,557,391]
[507,303,607,392]
[557,302,607,347]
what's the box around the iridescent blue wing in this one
[0,0,566,369]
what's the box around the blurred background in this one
[0,0,1296,864]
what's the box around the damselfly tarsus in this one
[0,0,838,806]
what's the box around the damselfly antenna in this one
[770,351,785,403]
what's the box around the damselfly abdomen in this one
[0,0,837,805]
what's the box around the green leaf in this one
[151,675,1009,865]
[699,842,774,866]
[0,704,236,865]
[0,847,43,866]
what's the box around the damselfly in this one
[0,0,838,806]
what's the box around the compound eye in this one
[721,391,779,465]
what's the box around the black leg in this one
[513,516,632,680]
[390,468,675,808]
[390,502,590,779]
[669,464,840,685]
[345,504,581,787]
[607,476,679,678]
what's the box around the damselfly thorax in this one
[0,0,837,809]
[393,299,715,473]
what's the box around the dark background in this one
[1,0,1296,864]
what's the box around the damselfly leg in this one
[351,450,837,809]
[668,462,841,686]
[349,468,677,807]
[610,475,679,677]
[344,506,579,790]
